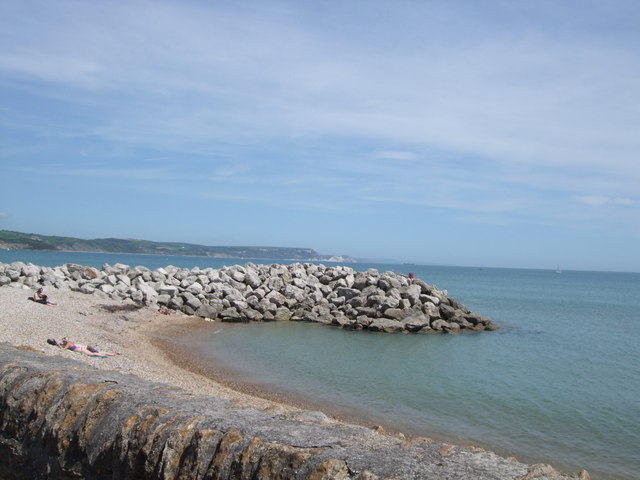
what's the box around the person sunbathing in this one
[33,287,56,306]
[61,339,116,357]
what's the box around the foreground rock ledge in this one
[0,261,497,334]
[0,345,583,480]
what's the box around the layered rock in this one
[0,261,496,333]
[0,344,578,480]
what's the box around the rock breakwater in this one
[0,261,496,333]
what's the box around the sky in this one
[1,0,639,272]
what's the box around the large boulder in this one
[369,318,404,333]
[402,313,431,332]
[181,292,202,310]
[273,307,293,321]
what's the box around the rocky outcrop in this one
[0,261,496,333]
[0,344,578,480]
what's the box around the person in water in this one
[61,339,116,357]
[33,287,56,306]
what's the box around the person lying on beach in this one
[60,339,116,357]
[32,287,56,306]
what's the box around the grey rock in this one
[421,294,441,306]
[244,269,262,288]
[284,284,305,302]
[399,298,412,310]
[21,265,39,277]
[7,269,20,281]
[99,284,115,295]
[380,296,400,311]
[156,294,171,305]
[367,294,386,308]
[330,296,346,307]
[412,278,434,295]
[431,319,450,331]
[168,295,183,310]
[355,307,378,318]
[402,313,431,332]
[267,276,285,292]
[400,284,422,305]
[182,292,202,310]
[422,302,441,319]
[369,318,404,333]
[242,308,263,321]
[159,284,178,297]
[232,270,246,283]
[230,298,249,311]
[445,322,461,333]
[274,307,293,321]
[336,287,360,300]
[220,307,245,322]
[346,295,366,308]
[439,304,457,320]
[266,291,287,307]
[81,284,97,295]
[131,290,144,302]
[195,304,220,319]
[382,308,405,320]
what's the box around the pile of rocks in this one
[0,261,496,334]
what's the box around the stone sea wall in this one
[0,344,578,480]
[0,261,496,333]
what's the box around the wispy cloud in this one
[575,196,634,207]
[374,151,418,161]
[3,0,638,181]
[1,0,639,268]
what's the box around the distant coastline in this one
[0,229,357,263]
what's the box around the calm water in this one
[2,250,639,480]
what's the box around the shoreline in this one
[152,320,412,436]
[0,285,585,479]
[154,321,577,471]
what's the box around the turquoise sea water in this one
[2,250,639,480]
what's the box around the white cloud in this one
[1,0,639,231]
[374,151,417,161]
[575,195,635,207]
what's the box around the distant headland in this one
[0,230,356,262]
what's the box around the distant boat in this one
[555,266,562,274]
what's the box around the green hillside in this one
[0,230,337,261]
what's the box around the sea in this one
[1,249,638,480]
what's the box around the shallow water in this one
[2,251,639,479]
[193,267,640,480]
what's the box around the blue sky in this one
[1,0,639,272]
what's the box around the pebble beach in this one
[0,285,302,415]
